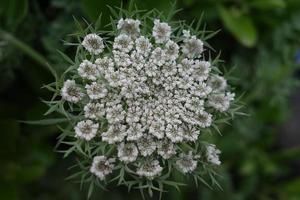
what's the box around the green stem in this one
[1,30,50,70]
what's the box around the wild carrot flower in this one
[50,7,241,197]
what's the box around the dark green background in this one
[1,0,300,199]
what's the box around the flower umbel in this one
[206,144,221,165]
[74,120,99,141]
[61,80,84,103]
[176,151,198,173]
[90,156,115,180]
[82,33,104,55]
[51,7,241,198]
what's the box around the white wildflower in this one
[90,156,115,180]
[137,160,163,180]
[82,33,104,55]
[195,111,213,128]
[126,101,143,124]
[192,60,211,82]
[117,142,138,163]
[157,139,176,159]
[104,67,121,87]
[184,97,204,113]
[86,82,108,100]
[152,19,171,43]
[150,47,166,66]
[176,151,197,173]
[182,125,200,142]
[78,60,99,81]
[57,15,238,187]
[149,119,165,139]
[206,144,221,165]
[177,58,194,76]
[137,135,156,156]
[126,123,144,141]
[135,36,152,55]
[208,92,235,112]
[208,75,227,92]
[113,50,132,67]
[145,63,159,77]
[190,82,212,98]
[182,35,204,58]
[105,103,125,124]
[74,120,99,141]
[165,40,179,60]
[182,29,191,39]
[101,124,127,144]
[61,80,84,103]
[165,124,184,143]
[84,102,105,119]
[117,18,140,38]
[113,34,134,53]
[95,57,114,73]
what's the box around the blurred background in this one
[1,0,300,199]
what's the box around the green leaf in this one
[44,102,60,115]
[21,118,69,125]
[218,6,257,47]
[57,50,75,65]
[87,181,94,199]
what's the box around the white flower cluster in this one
[206,144,221,165]
[176,151,198,173]
[137,160,163,180]
[61,18,235,181]
[90,156,115,180]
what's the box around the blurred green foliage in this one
[0,0,300,199]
